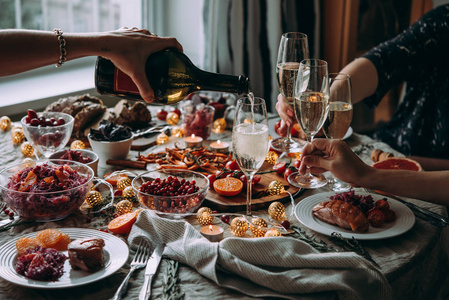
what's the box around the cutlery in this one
[133,126,171,139]
[364,188,448,227]
[111,240,150,300]
[139,243,165,300]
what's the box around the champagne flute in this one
[288,59,329,189]
[271,32,309,153]
[323,73,353,191]
[232,96,269,216]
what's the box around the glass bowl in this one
[132,169,209,217]
[21,112,74,158]
[0,159,94,221]
[49,149,99,176]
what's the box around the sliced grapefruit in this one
[108,211,138,234]
[213,177,243,197]
[372,157,422,171]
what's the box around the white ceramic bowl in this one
[49,149,99,176]
[87,133,133,166]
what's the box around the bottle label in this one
[114,68,140,95]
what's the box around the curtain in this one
[202,0,320,112]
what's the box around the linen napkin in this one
[128,210,392,300]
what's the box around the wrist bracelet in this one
[53,28,66,67]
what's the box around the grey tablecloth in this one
[0,129,448,300]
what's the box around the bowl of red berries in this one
[132,169,209,217]
[49,149,99,176]
[21,110,74,158]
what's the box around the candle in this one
[200,224,224,242]
[184,134,203,148]
[209,140,229,153]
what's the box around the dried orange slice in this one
[16,237,44,256]
[108,211,138,235]
[36,229,70,250]
[213,177,243,197]
[103,173,129,186]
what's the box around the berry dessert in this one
[60,149,94,164]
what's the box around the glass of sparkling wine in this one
[288,59,330,189]
[232,96,269,216]
[271,32,309,154]
[323,73,353,191]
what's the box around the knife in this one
[139,243,165,300]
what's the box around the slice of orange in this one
[108,211,138,235]
[35,229,70,250]
[16,237,44,256]
[213,177,243,197]
[103,173,129,186]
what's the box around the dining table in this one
[0,115,448,300]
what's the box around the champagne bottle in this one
[95,48,250,104]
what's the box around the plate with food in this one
[0,228,128,289]
[295,191,415,240]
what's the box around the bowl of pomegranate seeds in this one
[132,169,209,217]
[49,149,99,175]
[0,159,94,221]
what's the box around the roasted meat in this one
[312,200,369,232]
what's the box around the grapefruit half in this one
[372,157,422,171]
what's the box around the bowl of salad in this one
[0,159,94,221]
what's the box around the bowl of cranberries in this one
[132,169,209,217]
[0,159,94,221]
[21,110,74,158]
[49,149,99,175]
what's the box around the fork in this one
[111,240,151,300]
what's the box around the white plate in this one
[295,192,415,240]
[342,127,353,140]
[0,228,129,289]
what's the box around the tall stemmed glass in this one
[288,59,329,189]
[323,73,353,191]
[232,96,269,216]
[271,32,309,153]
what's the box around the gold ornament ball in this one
[85,190,103,207]
[20,142,35,157]
[212,118,227,133]
[171,126,185,138]
[0,116,11,132]
[116,199,134,215]
[268,201,285,221]
[123,186,136,200]
[265,228,282,237]
[71,140,86,150]
[250,217,268,237]
[267,180,285,196]
[166,112,179,125]
[116,177,132,190]
[230,216,249,236]
[196,207,214,225]
[265,151,279,165]
[11,129,25,145]
[156,132,169,145]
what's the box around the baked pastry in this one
[67,237,105,272]
[312,200,369,232]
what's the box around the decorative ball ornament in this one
[20,142,35,157]
[116,177,131,190]
[166,112,179,125]
[11,129,25,145]
[0,116,11,132]
[230,216,249,236]
[85,190,103,207]
[116,199,133,215]
[250,217,268,237]
[70,140,86,150]
[156,132,169,145]
[212,118,227,133]
[122,186,136,200]
[196,207,214,225]
[265,228,282,237]
[171,126,184,138]
[267,180,285,196]
[265,151,279,165]
[268,201,285,221]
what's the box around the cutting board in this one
[204,162,303,212]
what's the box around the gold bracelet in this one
[53,28,66,67]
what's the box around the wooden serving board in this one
[204,162,302,212]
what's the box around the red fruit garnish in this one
[156,109,168,121]
[170,108,181,117]
[273,162,286,175]
[372,157,422,171]
[368,209,385,227]
[383,209,396,222]
[221,214,230,224]
[374,199,390,211]
[207,174,217,188]
[284,166,297,181]
[225,160,240,171]
[280,220,290,229]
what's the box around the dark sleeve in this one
[361,4,449,108]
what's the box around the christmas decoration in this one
[265,151,279,165]
[250,217,268,237]
[11,128,25,145]
[156,132,169,145]
[212,118,227,133]
[166,112,179,125]
[122,186,136,200]
[20,142,34,157]
[85,190,103,207]
[70,140,86,150]
[116,177,132,190]
[171,126,185,137]
[0,116,11,132]
[265,228,282,237]
[267,180,285,195]
[268,201,285,221]
[116,199,133,215]
[230,216,249,236]
[196,207,214,226]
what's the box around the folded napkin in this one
[128,210,392,300]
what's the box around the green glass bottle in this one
[95,48,250,104]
